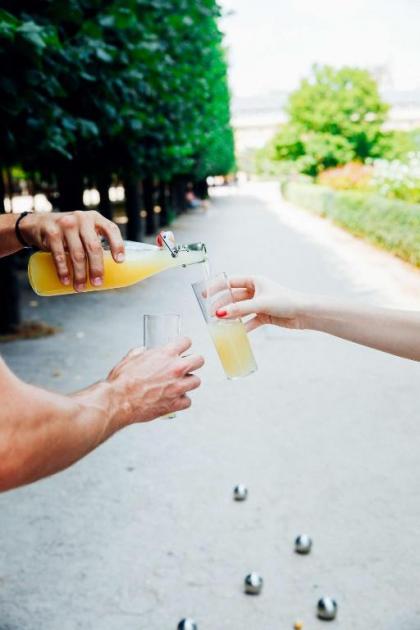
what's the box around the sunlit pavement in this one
[1,183,420,629]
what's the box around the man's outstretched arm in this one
[0,338,203,492]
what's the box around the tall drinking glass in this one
[192,273,257,379]
[143,313,181,418]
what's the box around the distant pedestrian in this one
[185,189,201,210]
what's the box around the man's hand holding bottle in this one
[19,210,125,292]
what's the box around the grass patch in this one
[282,181,420,267]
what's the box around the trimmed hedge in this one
[282,181,420,268]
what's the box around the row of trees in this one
[0,0,235,332]
[256,65,414,177]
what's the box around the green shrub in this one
[283,181,420,267]
[283,181,331,214]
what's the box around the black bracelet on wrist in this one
[15,211,32,249]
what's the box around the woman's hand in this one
[215,275,310,332]
[20,210,125,292]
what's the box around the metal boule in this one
[317,597,337,621]
[244,572,263,595]
[233,484,248,501]
[294,534,312,555]
[177,619,198,630]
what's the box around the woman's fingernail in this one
[62,277,70,286]
[216,309,227,318]
[116,252,125,262]
[75,283,86,292]
[92,277,102,286]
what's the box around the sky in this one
[221,0,420,99]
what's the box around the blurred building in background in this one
[232,88,420,153]
[382,89,420,131]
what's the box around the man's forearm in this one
[0,213,24,257]
[0,368,122,492]
[303,300,420,361]
[0,339,203,492]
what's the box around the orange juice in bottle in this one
[28,232,207,297]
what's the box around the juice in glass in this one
[192,272,257,379]
[208,319,257,379]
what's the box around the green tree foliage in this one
[0,0,234,188]
[193,43,235,180]
[0,6,72,167]
[375,129,418,161]
[267,64,391,176]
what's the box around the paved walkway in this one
[1,183,420,629]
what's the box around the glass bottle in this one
[28,232,207,297]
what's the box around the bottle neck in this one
[184,242,207,255]
[172,243,207,267]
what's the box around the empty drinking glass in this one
[143,313,182,418]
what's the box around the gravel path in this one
[1,183,420,629]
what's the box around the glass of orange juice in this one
[192,273,257,379]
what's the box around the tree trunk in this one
[0,171,21,334]
[124,178,144,241]
[158,181,170,227]
[143,177,157,236]
[194,178,209,200]
[169,181,177,216]
[171,176,187,215]
[56,166,85,211]
[97,173,113,220]
[0,256,21,334]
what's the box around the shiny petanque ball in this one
[244,572,263,595]
[233,484,248,501]
[177,619,198,630]
[294,534,312,555]
[317,597,338,621]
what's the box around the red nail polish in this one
[216,309,227,318]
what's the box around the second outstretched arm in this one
[216,276,420,362]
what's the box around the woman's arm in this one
[303,299,420,361]
[216,275,420,362]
